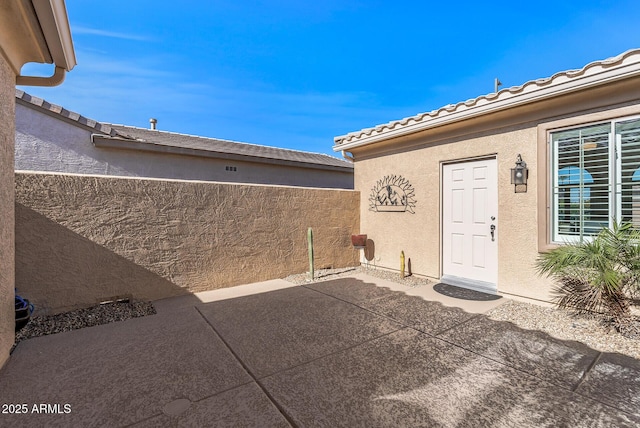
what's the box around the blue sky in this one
[19,0,640,157]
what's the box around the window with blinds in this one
[551,116,640,242]
[617,118,640,227]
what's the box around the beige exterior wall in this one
[355,123,550,301]
[351,80,640,304]
[15,172,359,314]
[0,55,15,368]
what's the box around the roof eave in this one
[333,50,640,152]
[92,135,354,173]
[31,0,77,71]
[0,1,76,75]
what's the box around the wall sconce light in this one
[510,154,528,193]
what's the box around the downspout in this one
[341,150,355,162]
[16,65,66,87]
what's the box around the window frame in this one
[550,120,615,242]
[537,104,640,251]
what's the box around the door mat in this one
[433,283,502,301]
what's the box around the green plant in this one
[308,227,314,281]
[536,221,640,320]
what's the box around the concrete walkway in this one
[1,273,639,427]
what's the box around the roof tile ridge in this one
[466,48,640,106]
[106,123,250,145]
[16,89,122,138]
[336,48,640,143]
[106,124,316,157]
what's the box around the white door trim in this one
[441,157,498,294]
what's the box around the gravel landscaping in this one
[486,300,639,359]
[13,300,156,350]
[284,265,433,288]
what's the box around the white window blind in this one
[551,116,640,242]
[552,123,611,241]
[617,118,640,227]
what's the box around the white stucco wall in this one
[15,104,353,189]
[16,103,105,173]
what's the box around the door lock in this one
[490,224,496,241]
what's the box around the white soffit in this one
[333,49,640,151]
[32,0,76,71]
[0,0,75,75]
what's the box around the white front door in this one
[442,159,498,293]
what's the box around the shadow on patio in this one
[1,274,638,427]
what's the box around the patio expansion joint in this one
[187,286,636,421]
[430,333,640,417]
[571,351,602,392]
[301,285,626,410]
[302,283,485,341]
[301,284,414,328]
[566,351,640,419]
[194,306,299,428]
[259,327,407,380]
[432,313,483,337]
[120,378,259,428]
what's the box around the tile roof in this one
[16,89,352,170]
[108,125,352,170]
[15,89,120,137]
[334,48,640,149]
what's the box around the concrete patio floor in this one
[1,272,639,427]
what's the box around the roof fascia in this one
[31,0,76,71]
[92,135,354,173]
[333,53,640,152]
[0,0,76,74]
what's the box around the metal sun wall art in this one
[369,175,416,214]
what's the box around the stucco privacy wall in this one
[0,55,15,368]
[15,172,359,314]
[354,122,553,302]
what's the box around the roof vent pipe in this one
[150,118,157,130]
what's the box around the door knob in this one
[490,224,496,241]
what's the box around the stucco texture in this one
[15,104,353,189]
[349,78,640,304]
[15,172,359,314]
[354,123,554,302]
[0,55,15,368]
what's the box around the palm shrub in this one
[536,222,640,320]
